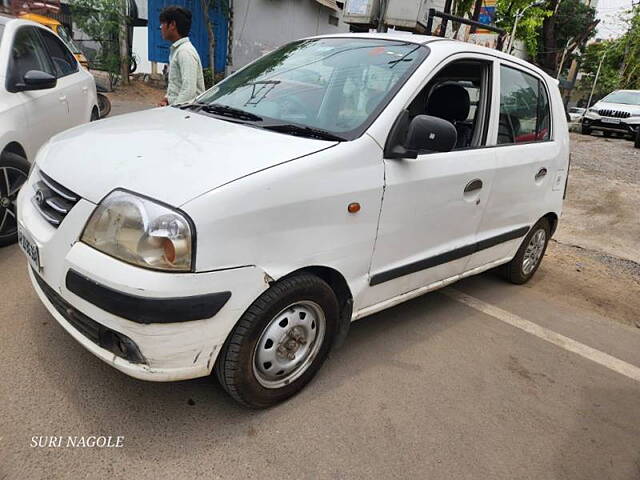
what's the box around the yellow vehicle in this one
[20,13,89,69]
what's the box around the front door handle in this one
[464,179,483,193]
[535,167,548,181]
[58,96,67,103]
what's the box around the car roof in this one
[0,15,53,29]
[306,32,553,81]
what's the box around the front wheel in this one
[502,218,550,285]
[0,152,29,247]
[215,273,338,408]
[635,129,640,148]
[580,124,591,135]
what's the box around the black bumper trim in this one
[32,269,146,364]
[65,270,231,324]
[370,226,530,286]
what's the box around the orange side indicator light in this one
[348,202,361,214]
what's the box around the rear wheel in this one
[216,273,338,408]
[502,218,550,285]
[97,93,111,118]
[0,152,29,247]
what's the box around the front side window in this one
[498,65,551,145]
[7,27,53,89]
[196,38,428,139]
[38,28,78,77]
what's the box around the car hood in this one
[592,101,640,115]
[37,107,336,206]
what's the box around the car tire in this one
[603,131,612,138]
[580,124,591,135]
[215,273,339,408]
[0,152,30,247]
[502,218,550,285]
[635,129,640,149]
[97,93,111,118]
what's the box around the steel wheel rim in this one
[522,229,546,276]
[0,166,27,239]
[253,300,326,389]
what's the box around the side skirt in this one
[352,256,512,322]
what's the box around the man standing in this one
[158,6,205,106]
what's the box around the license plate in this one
[18,225,40,270]
[602,118,621,124]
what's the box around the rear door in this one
[466,62,558,270]
[36,27,88,127]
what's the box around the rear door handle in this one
[464,179,483,193]
[535,167,548,181]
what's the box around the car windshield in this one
[195,38,428,138]
[601,91,640,105]
[56,25,81,54]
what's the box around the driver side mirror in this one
[405,115,457,153]
[14,70,57,92]
[384,111,458,159]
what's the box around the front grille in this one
[33,270,146,364]
[598,109,631,118]
[32,170,80,227]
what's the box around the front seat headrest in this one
[425,84,471,122]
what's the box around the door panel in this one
[8,27,69,154]
[467,63,558,270]
[361,148,495,308]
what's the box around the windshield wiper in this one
[178,102,263,122]
[260,124,345,142]
[200,104,263,122]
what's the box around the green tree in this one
[495,0,552,57]
[70,0,127,84]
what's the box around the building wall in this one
[230,0,349,71]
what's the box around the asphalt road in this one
[1,241,639,480]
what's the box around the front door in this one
[361,56,496,309]
[7,26,69,157]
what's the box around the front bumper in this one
[18,170,269,382]
[582,115,640,135]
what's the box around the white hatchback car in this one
[18,34,569,408]
[0,15,98,246]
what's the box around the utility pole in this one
[586,49,607,111]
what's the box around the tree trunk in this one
[201,0,216,75]
[119,0,129,85]
[540,0,560,75]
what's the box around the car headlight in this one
[588,107,599,113]
[81,190,194,272]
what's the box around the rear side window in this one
[37,28,78,78]
[498,65,551,145]
[7,27,54,89]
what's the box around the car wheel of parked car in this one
[0,152,29,247]
[635,130,640,148]
[503,218,550,285]
[603,131,612,138]
[580,124,591,135]
[216,273,338,408]
[97,93,111,118]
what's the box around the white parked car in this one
[581,89,640,138]
[17,33,569,408]
[0,15,98,246]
